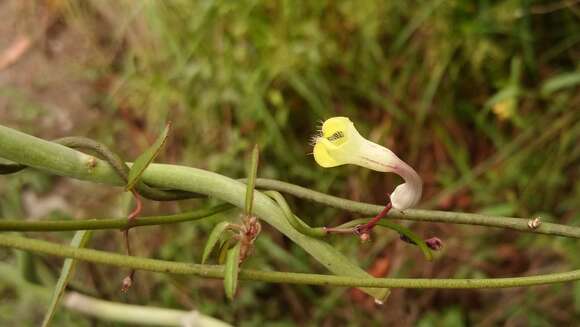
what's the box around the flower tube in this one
[312,117,422,210]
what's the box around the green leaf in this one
[218,238,236,265]
[541,71,580,96]
[377,221,433,261]
[244,145,259,216]
[126,123,171,191]
[335,219,433,261]
[42,230,92,327]
[201,221,231,264]
[223,242,242,301]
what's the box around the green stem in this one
[0,233,578,289]
[252,178,580,239]
[244,145,259,216]
[0,205,232,231]
[64,292,231,327]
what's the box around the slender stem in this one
[0,205,232,231]
[251,178,580,239]
[122,190,143,289]
[63,292,231,327]
[353,201,392,235]
[0,233,578,289]
[127,190,143,221]
[244,145,259,216]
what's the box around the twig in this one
[0,233,578,289]
[0,204,232,231]
[63,292,231,327]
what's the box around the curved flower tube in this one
[312,117,422,210]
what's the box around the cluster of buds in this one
[237,215,262,262]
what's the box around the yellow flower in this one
[312,117,422,210]
[492,98,516,121]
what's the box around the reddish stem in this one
[127,190,142,221]
[121,190,141,292]
[123,229,132,255]
[354,200,392,236]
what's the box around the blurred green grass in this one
[1,0,579,325]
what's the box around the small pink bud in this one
[121,276,133,292]
[425,237,443,250]
[359,232,371,243]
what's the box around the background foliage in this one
[0,0,579,325]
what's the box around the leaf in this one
[201,221,231,264]
[378,221,433,261]
[335,219,433,261]
[244,145,259,216]
[223,242,241,301]
[126,123,171,191]
[218,238,236,265]
[42,230,92,327]
[541,71,580,96]
[265,190,325,238]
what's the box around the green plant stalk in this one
[0,124,389,301]
[0,205,232,231]
[252,179,580,239]
[0,233,579,289]
[4,189,580,239]
[244,145,259,216]
[63,292,231,327]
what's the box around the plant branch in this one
[63,292,231,327]
[251,178,580,239]
[0,233,578,289]
[0,205,232,231]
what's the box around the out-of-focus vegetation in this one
[0,0,579,325]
